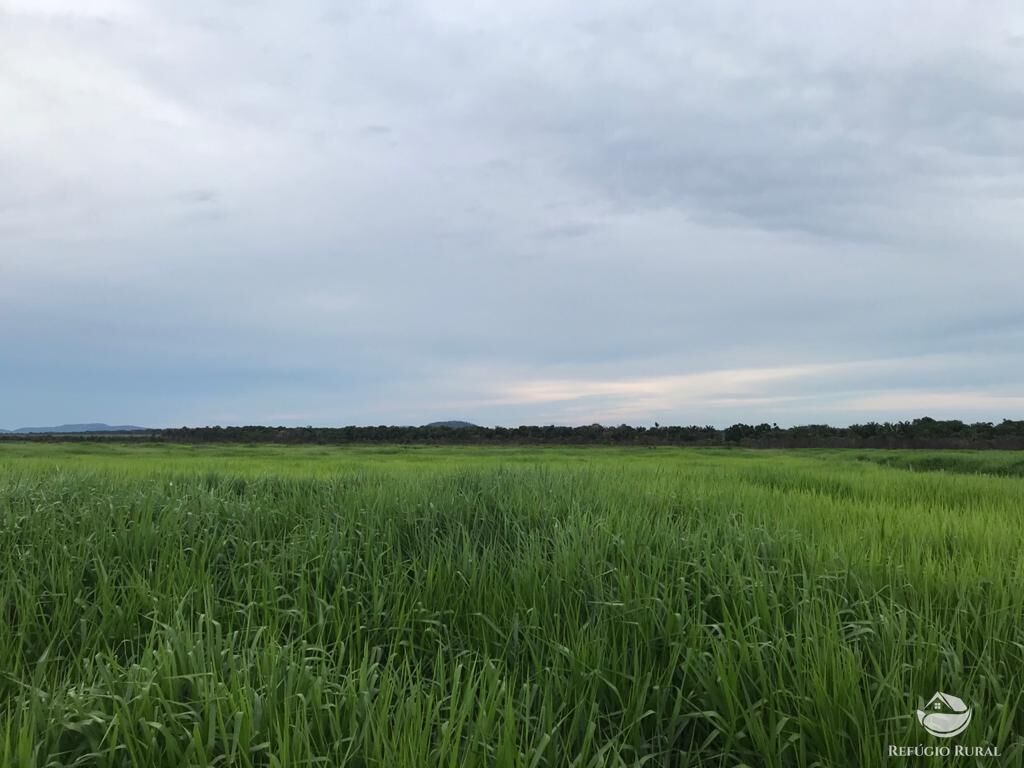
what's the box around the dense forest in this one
[4,418,1024,449]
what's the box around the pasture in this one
[1,443,1022,766]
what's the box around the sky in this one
[3,0,1024,429]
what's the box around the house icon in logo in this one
[916,692,972,738]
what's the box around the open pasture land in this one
[1,444,1022,766]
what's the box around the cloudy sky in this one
[3,0,1023,428]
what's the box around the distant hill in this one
[424,420,478,429]
[13,423,147,434]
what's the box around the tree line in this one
[5,418,1024,449]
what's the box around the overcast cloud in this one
[2,0,1023,428]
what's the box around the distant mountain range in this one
[424,420,478,429]
[4,423,148,434]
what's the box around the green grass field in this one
[1,444,1022,766]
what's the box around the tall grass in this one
[1,445,1022,766]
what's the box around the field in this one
[1,443,1022,767]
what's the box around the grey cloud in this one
[533,222,598,240]
[485,48,1024,246]
[2,0,1023,427]
[179,188,218,204]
